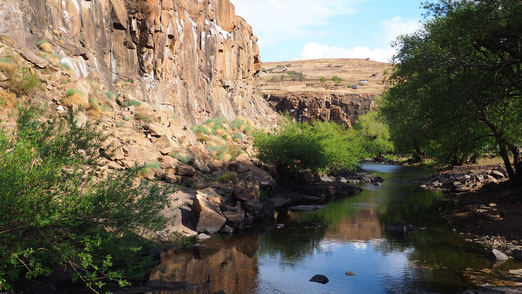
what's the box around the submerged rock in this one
[384,222,415,237]
[309,274,329,284]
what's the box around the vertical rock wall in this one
[0,0,276,124]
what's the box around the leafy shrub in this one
[0,106,171,292]
[320,77,326,83]
[123,99,142,107]
[254,118,364,177]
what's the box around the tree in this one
[254,118,364,179]
[0,107,171,292]
[352,111,395,158]
[381,0,521,182]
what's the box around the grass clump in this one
[62,89,88,108]
[123,99,142,107]
[144,161,161,169]
[104,91,117,101]
[36,40,53,53]
[0,106,172,292]
[89,97,102,112]
[59,62,71,71]
[218,172,237,183]
[0,64,43,97]
[66,89,83,97]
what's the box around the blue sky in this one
[232,0,425,62]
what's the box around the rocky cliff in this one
[0,0,276,123]
[265,91,376,127]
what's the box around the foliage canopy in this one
[381,0,521,181]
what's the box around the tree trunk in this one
[498,144,517,181]
[482,116,518,183]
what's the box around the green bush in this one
[254,118,364,178]
[0,107,171,292]
[352,110,394,158]
[320,77,326,83]
[331,76,342,84]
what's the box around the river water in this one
[150,164,521,294]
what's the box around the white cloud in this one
[300,43,393,62]
[381,16,422,45]
[232,0,358,47]
[299,17,422,62]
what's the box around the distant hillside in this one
[258,58,392,127]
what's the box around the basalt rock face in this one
[0,0,275,124]
[265,90,376,127]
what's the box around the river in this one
[150,164,521,294]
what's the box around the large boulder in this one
[191,189,226,234]
[233,180,260,203]
[222,202,245,229]
[175,163,196,176]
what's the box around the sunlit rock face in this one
[265,91,376,127]
[150,237,259,293]
[0,0,276,124]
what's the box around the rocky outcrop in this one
[0,0,276,124]
[265,91,376,127]
[420,166,508,193]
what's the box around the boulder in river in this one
[384,222,415,237]
[191,188,226,234]
[309,274,329,284]
[345,270,356,276]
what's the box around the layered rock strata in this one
[0,0,276,124]
[265,91,376,127]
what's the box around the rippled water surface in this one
[152,164,521,294]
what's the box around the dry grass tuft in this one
[37,42,54,54]
[62,92,89,108]
[0,88,17,108]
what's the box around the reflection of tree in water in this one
[257,225,326,262]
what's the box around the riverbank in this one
[418,162,522,263]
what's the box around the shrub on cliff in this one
[0,107,170,292]
[254,118,364,178]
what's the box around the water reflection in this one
[150,237,260,294]
[151,164,521,294]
